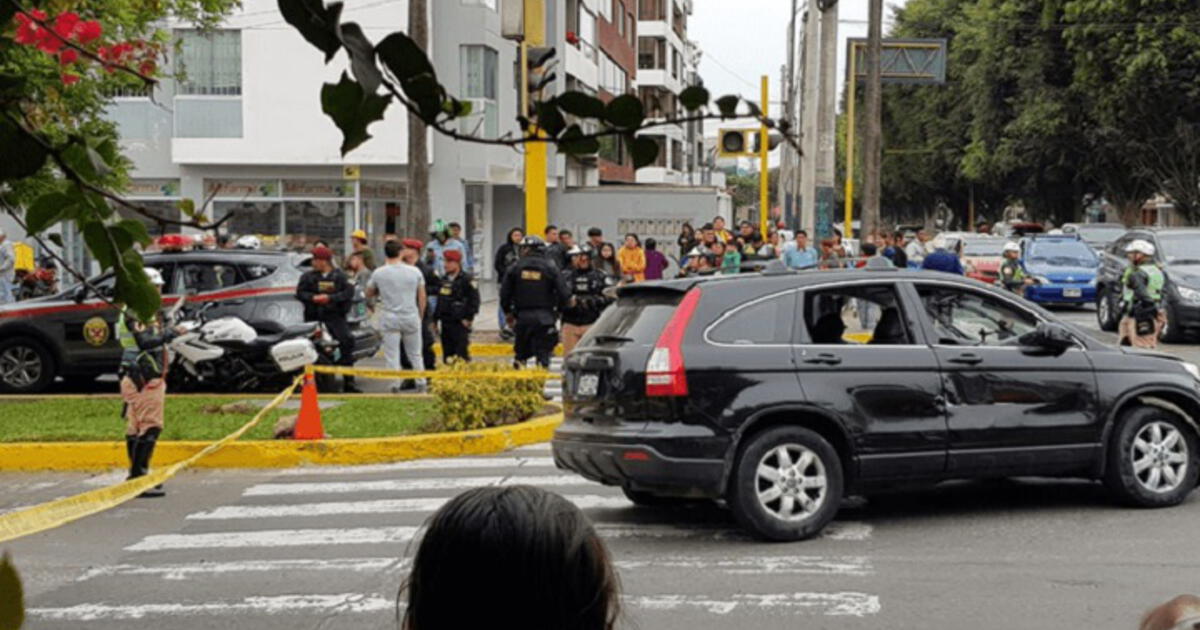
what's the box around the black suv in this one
[553,267,1200,541]
[1095,228,1200,342]
[0,250,381,393]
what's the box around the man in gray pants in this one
[367,239,428,393]
[0,229,14,305]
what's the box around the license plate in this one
[576,373,599,397]
[1063,288,1082,298]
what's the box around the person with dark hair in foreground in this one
[401,486,621,630]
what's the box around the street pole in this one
[862,0,883,238]
[782,0,798,225]
[760,75,770,238]
[814,1,838,241]
[843,42,856,240]
[799,3,819,236]
[522,0,548,237]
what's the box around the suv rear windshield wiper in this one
[592,335,634,344]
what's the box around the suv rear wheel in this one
[1105,405,1198,507]
[0,337,55,394]
[728,426,843,541]
[1096,286,1120,332]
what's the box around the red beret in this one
[401,238,424,250]
[444,249,462,263]
[311,245,333,261]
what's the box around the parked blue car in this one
[1020,234,1100,305]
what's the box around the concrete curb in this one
[0,413,563,471]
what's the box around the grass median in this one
[0,396,438,442]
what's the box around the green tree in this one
[0,0,239,320]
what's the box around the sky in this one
[689,0,907,134]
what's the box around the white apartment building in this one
[634,0,703,185]
[92,0,536,279]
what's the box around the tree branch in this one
[6,0,158,87]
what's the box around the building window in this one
[599,0,611,23]
[460,45,499,138]
[638,37,666,70]
[599,53,627,95]
[460,0,497,9]
[599,135,625,166]
[639,0,666,21]
[671,138,683,171]
[672,46,680,80]
[616,1,625,34]
[177,30,241,96]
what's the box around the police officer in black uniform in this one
[560,246,613,355]
[296,245,360,392]
[500,235,567,368]
[435,249,480,362]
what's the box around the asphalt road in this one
[4,303,1200,629]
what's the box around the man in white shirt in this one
[905,229,930,265]
[367,239,427,393]
[0,229,14,305]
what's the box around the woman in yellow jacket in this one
[616,233,647,282]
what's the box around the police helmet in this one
[1126,239,1156,257]
[519,235,546,256]
[1003,241,1020,254]
[235,235,262,250]
[567,246,587,257]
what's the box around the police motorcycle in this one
[164,297,337,392]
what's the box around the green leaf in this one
[118,219,153,247]
[715,95,741,118]
[86,145,113,178]
[441,98,472,118]
[678,85,710,111]
[177,198,199,220]
[25,192,73,234]
[745,101,762,119]
[61,144,99,181]
[631,136,660,169]
[0,4,16,29]
[337,22,381,95]
[0,553,24,630]
[277,0,345,63]
[557,91,607,119]
[320,72,392,155]
[534,101,566,138]
[46,233,64,248]
[605,94,645,129]
[558,125,600,156]
[376,32,444,121]
[115,258,161,322]
[0,118,49,181]
[82,221,116,270]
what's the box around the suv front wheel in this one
[728,426,843,541]
[0,337,55,394]
[1105,405,1198,507]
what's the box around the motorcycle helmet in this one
[1003,242,1020,254]
[519,235,546,256]
[1126,239,1156,257]
[236,235,262,250]
[144,267,165,286]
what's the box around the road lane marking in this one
[78,558,400,581]
[629,592,880,617]
[273,456,556,476]
[242,474,597,496]
[595,521,872,541]
[28,594,394,621]
[187,494,631,520]
[614,555,873,576]
[125,527,420,551]
[30,592,879,621]
[125,520,870,551]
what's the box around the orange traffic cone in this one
[293,372,325,440]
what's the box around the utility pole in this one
[861,0,883,238]
[814,0,838,240]
[405,0,430,237]
[778,63,790,217]
[799,2,820,235]
[780,0,798,224]
[522,0,548,237]
[759,75,770,238]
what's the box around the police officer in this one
[999,241,1030,295]
[560,246,613,355]
[296,245,360,392]
[435,249,480,362]
[501,235,567,368]
[1119,239,1166,349]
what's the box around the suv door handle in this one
[948,352,983,365]
[803,352,842,366]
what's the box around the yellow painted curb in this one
[0,413,563,472]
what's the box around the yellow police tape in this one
[307,365,553,381]
[0,376,300,544]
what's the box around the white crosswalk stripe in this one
[31,443,884,625]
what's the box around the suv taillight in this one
[645,287,702,397]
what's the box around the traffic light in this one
[753,131,784,153]
[525,45,557,104]
[718,129,754,158]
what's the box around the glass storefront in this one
[207,178,404,259]
[121,179,183,238]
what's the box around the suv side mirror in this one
[1019,322,1076,355]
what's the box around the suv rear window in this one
[585,292,683,343]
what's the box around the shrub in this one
[430,361,546,432]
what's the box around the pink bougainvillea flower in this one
[76,20,102,43]
[61,72,81,85]
[59,48,79,65]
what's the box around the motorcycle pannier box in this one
[271,338,319,372]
